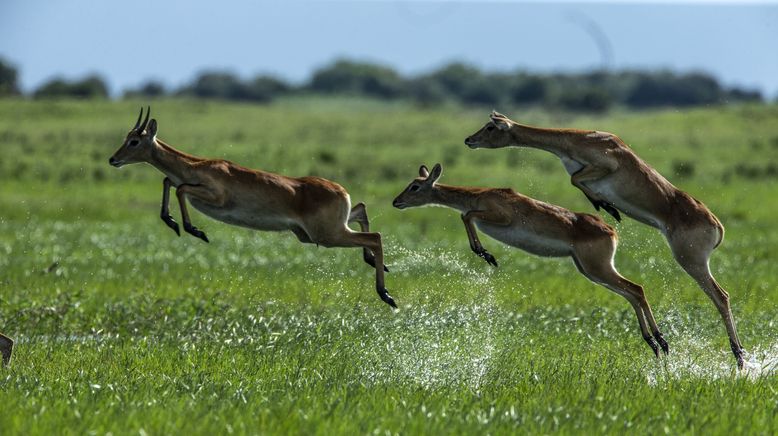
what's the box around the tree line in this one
[0,57,765,111]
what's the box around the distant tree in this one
[407,76,448,106]
[675,72,722,105]
[510,75,548,104]
[0,58,21,97]
[245,75,291,102]
[460,74,509,106]
[309,59,404,99]
[179,71,246,100]
[123,80,167,98]
[723,87,762,103]
[555,87,612,112]
[34,75,109,99]
[76,58,763,111]
[425,62,481,99]
[625,71,723,108]
[177,71,289,103]
[420,64,514,106]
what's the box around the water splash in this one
[645,337,778,385]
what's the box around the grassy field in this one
[1,98,777,434]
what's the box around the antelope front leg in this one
[571,165,621,222]
[461,210,508,267]
[175,184,222,243]
[160,177,180,236]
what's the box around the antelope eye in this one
[409,185,420,192]
[129,139,140,147]
[486,125,495,132]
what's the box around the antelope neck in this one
[507,123,570,156]
[147,139,206,184]
[431,184,480,212]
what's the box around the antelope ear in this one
[490,111,511,131]
[147,119,158,138]
[427,163,442,184]
[419,165,430,178]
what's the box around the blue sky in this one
[1,1,777,97]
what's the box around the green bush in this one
[33,75,109,99]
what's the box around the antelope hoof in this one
[731,341,745,369]
[185,224,209,243]
[587,196,601,211]
[377,287,397,309]
[643,334,660,358]
[162,215,180,236]
[0,337,13,367]
[654,331,669,355]
[476,249,498,267]
[601,203,621,222]
[363,251,390,272]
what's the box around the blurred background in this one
[2,4,778,432]
[1,0,776,110]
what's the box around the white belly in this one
[476,222,572,257]
[560,156,584,176]
[189,199,293,231]
[586,179,663,228]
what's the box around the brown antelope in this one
[393,163,668,357]
[465,111,744,367]
[109,107,396,308]
[0,333,12,366]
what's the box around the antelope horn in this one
[138,106,151,132]
[133,107,143,131]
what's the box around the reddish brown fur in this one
[109,110,396,307]
[465,111,743,367]
[393,164,666,356]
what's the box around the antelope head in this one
[109,106,158,167]
[392,163,442,209]
[464,111,513,149]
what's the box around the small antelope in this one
[0,333,12,366]
[465,111,744,367]
[109,107,396,308]
[393,163,668,356]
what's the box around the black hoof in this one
[185,224,209,243]
[731,341,745,369]
[476,249,498,267]
[377,287,397,309]
[162,215,181,236]
[643,334,660,358]
[601,203,621,222]
[654,332,669,355]
[0,338,12,367]
[363,252,390,272]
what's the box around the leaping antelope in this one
[393,163,668,357]
[109,107,396,308]
[465,111,744,367]
[0,333,12,366]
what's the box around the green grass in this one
[1,98,777,434]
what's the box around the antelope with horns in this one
[109,107,396,308]
[0,333,12,366]
[465,111,744,367]
[393,164,668,356]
